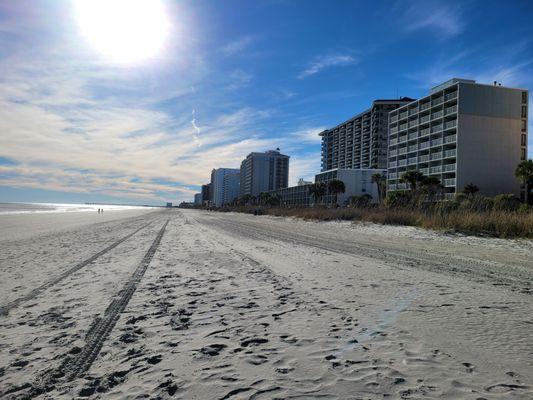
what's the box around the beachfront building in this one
[267,184,313,207]
[194,193,202,205]
[201,184,210,205]
[387,78,528,198]
[319,98,414,172]
[211,168,240,207]
[239,149,289,197]
[315,168,385,205]
[223,172,240,205]
[297,178,313,186]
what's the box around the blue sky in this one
[0,0,532,205]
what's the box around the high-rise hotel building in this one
[387,78,528,198]
[319,98,414,171]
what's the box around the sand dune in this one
[0,209,531,399]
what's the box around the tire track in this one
[0,219,158,316]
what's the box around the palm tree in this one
[421,176,443,201]
[327,179,346,206]
[309,182,327,205]
[515,159,533,204]
[400,170,425,191]
[463,183,479,196]
[371,173,386,203]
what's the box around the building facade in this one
[223,172,240,205]
[387,78,528,198]
[320,98,414,172]
[211,168,240,207]
[315,168,385,205]
[201,184,210,205]
[267,184,313,207]
[193,193,202,205]
[239,149,289,197]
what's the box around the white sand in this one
[0,209,531,399]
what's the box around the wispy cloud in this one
[298,54,357,79]
[401,1,464,39]
[221,36,256,56]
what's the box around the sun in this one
[74,0,169,64]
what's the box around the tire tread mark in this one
[0,219,157,316]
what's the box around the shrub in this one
[493,194,521,212]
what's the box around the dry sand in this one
[0,209,531,399]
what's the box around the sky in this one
[0,0,532,205]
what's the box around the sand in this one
[0,209,531,399]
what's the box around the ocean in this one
[0,202,154,215]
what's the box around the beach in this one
[0,208,532,399]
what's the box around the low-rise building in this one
[315,168,385,205]
[267,184,313,207]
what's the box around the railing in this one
[390,138,398,145]
[408,132,418,140]
[399,111,408,119]
[420,102,430,111]
[420,168,429,174]
[420,115,430,124]
[431,110,443,119]
[444,91,457,101]
[442,163,456,172]
[430,165,442,174]
[444,120,457,129]
[399,123,408,131]
[431,124,443,133]
[409,120,418,128]
[408,156,417,164]
[388,173,397,179]
[419,154,430,162]
[409,107,419,115]
[398,147,407,155]
[389,149,397,156]
[390,115,398,123]
[444,134,457,144]
[397,183,409,190]
[390,126,398,134]
[430,152,442,160]
[431,138,443,146]
[444,178,456,187]
[432,97,443,106]
[419,141,430,149]
[388,184,397,190]
[444,149,457,158]
[398,159,407,166]
[445,105,457,115]
[419,127,430,136]
[398,135,408,143]
[389,161,397,168]
[408,144,418,152]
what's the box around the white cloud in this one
[401,1,464,39]
[221,36,255,56]
[298,54,357,79]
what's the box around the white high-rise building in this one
[211,168,240,207]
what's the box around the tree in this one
[400,170,425,191]
[463,183,479,196]
[309,182,327,205]
[371,173,386,204]
[327,179,346,206]
[515,159,533,204]
[420,176,443,201]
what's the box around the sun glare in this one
[74,0,169,64]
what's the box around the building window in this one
[522,134,527,146]
[522,106,528,118]
[522,120,527,132]
[521,148,527,160]
[523,91,528,104]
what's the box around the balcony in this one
[419,167,429,174]
[444,178,456,187]
[431,138,443,146]
[420,102,430,111]
[444,120,457,130]
[444,134,457,144]
[430,165,442,174]
[430,152,442,161]
[420,115,430,124]
[408,144,418,152]
[389,161,397,168]
[443,163,456,172]
[391,127,398,134]
[419,141,430,150]
[399,123,408,131]
[390,115,398,123]
[432,97,444,106]
[390,138,398,145]
[408,156,417,164]
[445,105,457,115]
[398,159,407,166]
[399,111,408,120]
[409,120,418,128]
[408,132,418,140]
[419,127,430,136]
[419,154,430,162]
[398,147,407,155]
[388,172,398,179]
[444,91,458,101]
[389,149,397,156]
[444,149,457,158]
[398,135,408,143]
[431,124,443,133]
[388,184,397,191]
[431,110,444,119]
[409,107,419,115]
